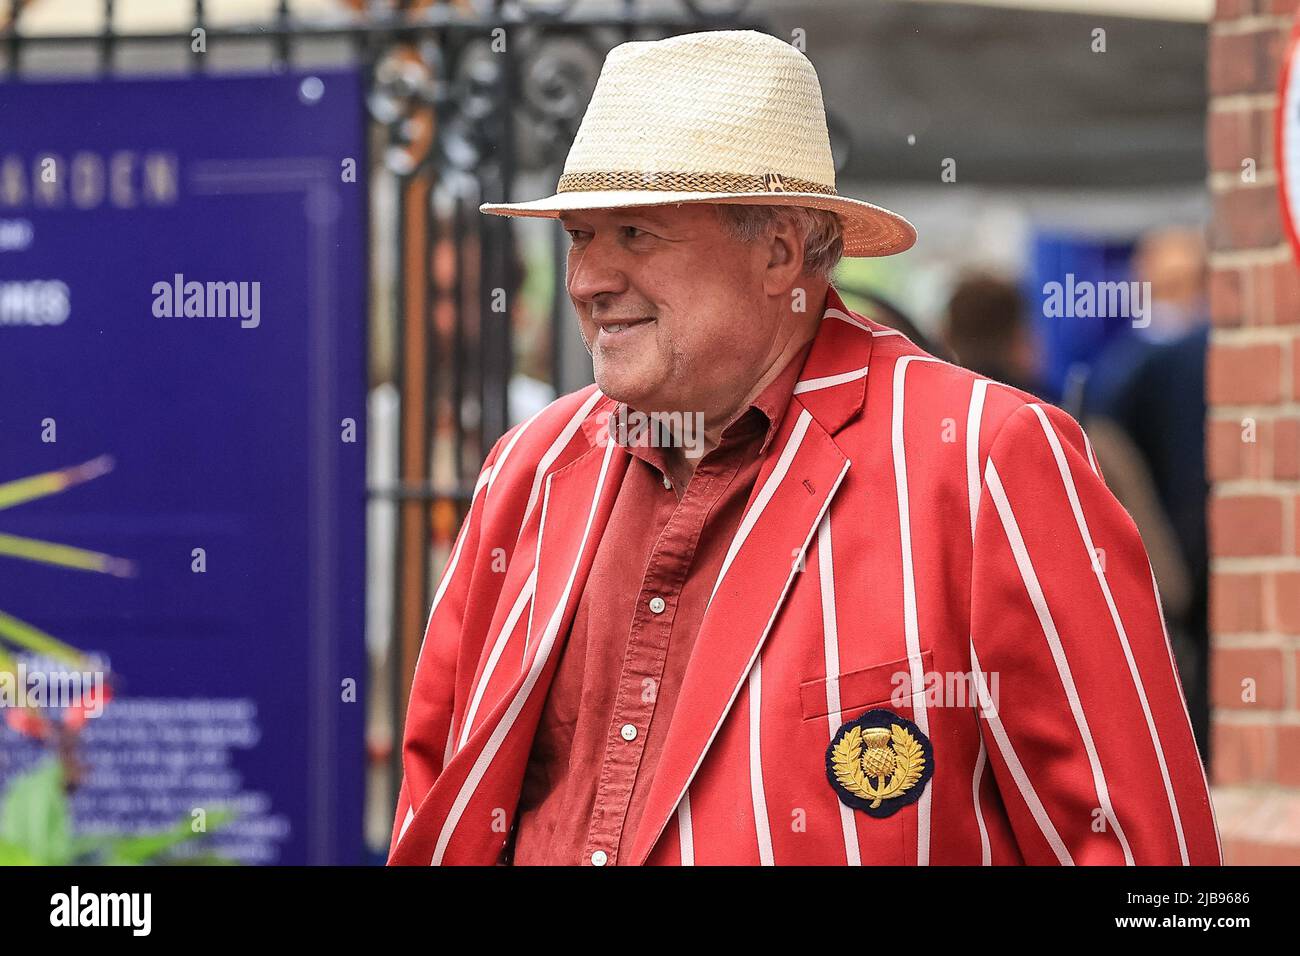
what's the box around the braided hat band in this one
[556,170,837,197]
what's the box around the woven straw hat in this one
[479,30,916,257]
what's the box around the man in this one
[388,30,1220,866]
[941,272,1044,397]
[1084,227,1213,764]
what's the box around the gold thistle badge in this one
[826,709,933,818]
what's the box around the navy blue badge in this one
[825,708,934,818]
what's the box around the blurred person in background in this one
[1083,226,1211,763]
[938,241,1211,762]
[941,273,1045,397]
[1084,227,1210,412]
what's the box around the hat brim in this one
[478,190,916,258]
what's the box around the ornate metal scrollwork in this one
[367,49,439,176]
[513,34,604,172]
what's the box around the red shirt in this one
[508,342,813,865]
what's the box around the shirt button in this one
[590,850,608,866]
[620,723,638,741]
[649,596,666,614]
[662,473,672,490]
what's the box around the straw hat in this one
[479,30,916,258]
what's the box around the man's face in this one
[562,204,778,416]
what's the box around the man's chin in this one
[593,373,659,409]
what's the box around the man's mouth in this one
[597,317,656,338]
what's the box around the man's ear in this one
[761,216,807,296]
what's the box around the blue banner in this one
[0,71,367,864]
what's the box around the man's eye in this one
[622,226,648,239]
[565,229,587,241]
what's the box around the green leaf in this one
[0,609,86,666]
[0,759,71,865]
[97,807,236,866]
[0,837,37,865]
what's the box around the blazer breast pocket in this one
[798,649,934,722]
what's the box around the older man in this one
[388,30,1220,866]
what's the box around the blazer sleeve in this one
[969,401,1221,865]
[387,434,508,859]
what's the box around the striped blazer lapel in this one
[393,435,629,865]
[521,437,628,677]
[626,286,878,865]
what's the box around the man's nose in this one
[567,239,629,302]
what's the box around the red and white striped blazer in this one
[388,287,1221,866]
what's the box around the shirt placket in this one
[581,454,743,866]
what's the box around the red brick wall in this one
[1207,0,1300,864]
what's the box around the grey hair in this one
[713,204,845,283]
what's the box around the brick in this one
[1208,341,1283,404]
[1208,108,1268,176]
[1266,0,1300,14]
[1212,186,1284,251]
[1210,265,1244,328]
[1263,96,1279,172]
[1289,494,1300,554]
[1273,258,1300,326]
[1209,30,1273,97]
[1209,415,1269,479]
[1275,417,1300,478]
[1248,257,1295,328]
[1212,571,1266,632]
[1215,0,1258,18]
[1211,721,1276,784]
[1269,570,1300,632]
[1265,23,1290,96]
[1211,494,1284,555]
[1212,646,1286,707]
[1279,726,1300,786]
[1209,31,1256,97]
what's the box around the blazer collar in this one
[788,284,876,440]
